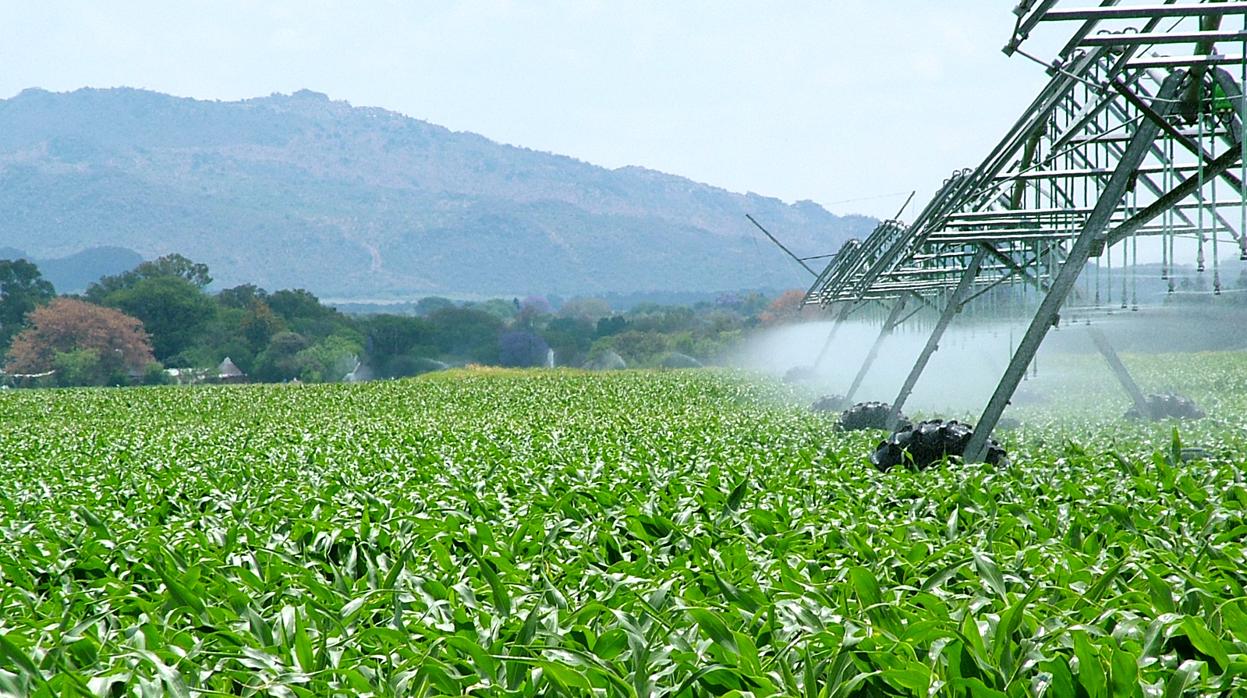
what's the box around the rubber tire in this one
[811,394,847,413]
[784,365,818,384]
[1123,393,1205,421]
[871,419,1008,472]
[996,417,1021,431]
[838,401,907,432]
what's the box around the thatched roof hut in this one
[218,357,245,382]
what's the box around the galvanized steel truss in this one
[804,1,1247,460]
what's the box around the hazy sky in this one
[0,2,1068,220]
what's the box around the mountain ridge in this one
[0,87,874,297]
[0,245,143,294]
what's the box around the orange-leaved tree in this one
[5,298,155,381]
[759,289,811,326]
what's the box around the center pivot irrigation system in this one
[767,1,1247,462]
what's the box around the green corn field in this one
[1,357,1244,696]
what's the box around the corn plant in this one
[0,362,1243,696]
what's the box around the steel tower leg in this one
[1086,326,1151,417]
[965,71,1185,462]
[812,302,857,370]
[843,294,910,403]
[886,246,989,430]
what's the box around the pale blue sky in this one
[0,2,1064,220]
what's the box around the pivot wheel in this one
[811,394,847,413]
[1123,393,1205,421]
[871,419,1008,471]
[838,401,907,432]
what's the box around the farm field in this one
[1,357,1245,696]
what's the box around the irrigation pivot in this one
[801,0,1246,461]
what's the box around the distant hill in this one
[0,245,143,294]
[0,88,874,297]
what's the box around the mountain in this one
[0,245,143,294]
[0,87,874,298]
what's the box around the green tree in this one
[138,254,212,287]
[240,300,285,353]
[542,317,595,366]
[267,288,357,340]
[85,253,212,302]
[295,335,363,382]
[414,296,455,316]
[0,259,56,349]
[360,314,434,374]
[217,284,269,309]
[464,298,518,322]
[599,330,670,366]
[596,315,628,338]
[252,331,311,382]
[171,306,252,371]
[51,349,128,387]
[427,307,503,363]
[267,289,334,322]
[626,304,696,333]
[558,297,611,321]
[103,276,216,361]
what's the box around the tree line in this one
[0,255,808,387]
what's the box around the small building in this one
[217,357,246,383]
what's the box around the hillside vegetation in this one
[0,88,873,297]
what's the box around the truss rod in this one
[1128,54,1246,69]
[1042,3,1247,21]
[1080,30,1247,46]
[993,162,1216,180]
